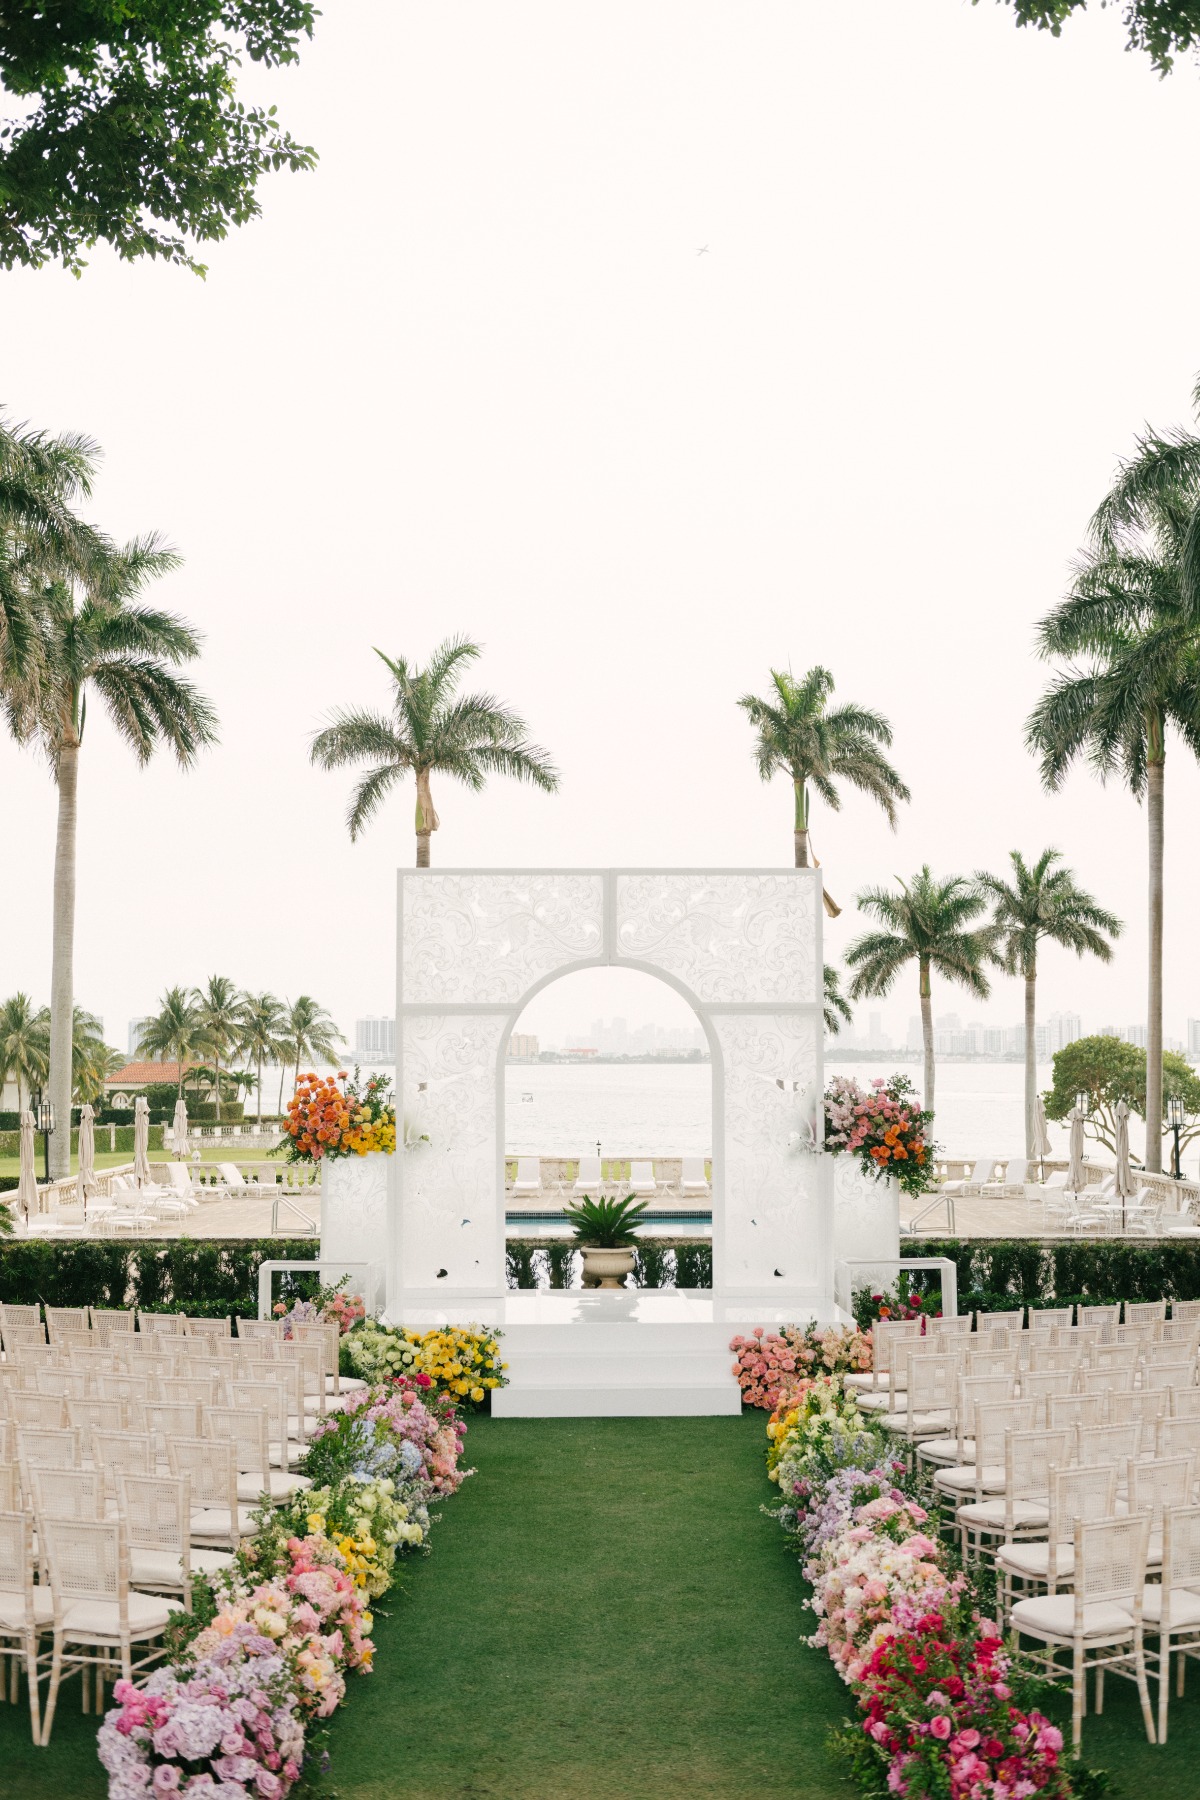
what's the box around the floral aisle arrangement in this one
[344,1319,508,1407]
[274,1276,367,1337]
[729,1322,873,1410]
[824,1073,936,1199]
[762,1375,1080,1799]
[279,1068,397,1163]
[98,1374,472,1798]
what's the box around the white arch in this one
[387,868,829,1314]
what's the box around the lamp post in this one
[35,1095,55,1183]
[1168,1094,1185,1182]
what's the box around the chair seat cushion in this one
[917,1436,973,1466]
[998,1541,1074,1580]
[879,1410,952,1436]
[1139,1584,1200,1627]
[130,1546,235,1587]
[1012,1594,1134,1640]
[857,1390,903,1413]
[957,1498,1049,1530]
[238,1471,312,1502]
[190,1505,257,1537]
[0,1585,55,1629]
[326,1376,367,1397]
[61,1591,181,1642]
[934,1464,1005,1495]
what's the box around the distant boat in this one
[521,1092,534,1102]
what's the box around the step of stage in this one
[490,1319,742,1417]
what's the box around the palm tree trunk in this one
[48,740,79,1180]
[793,778,809,867]
[919,956,935,1113]
[256,1051,263,1127]
[416,832,431,868]
[415,769,438,867]
[1146,747,1165,1173]
[1024,964,1037,1160]
[277,1062,286,1115]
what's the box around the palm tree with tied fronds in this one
[239,991,288,1125]
[0,992,49,1112]
[823,964,853,1037]
[12,534,217,1175]
[1027,400,1200,1170]
[138,988,204,1099]
[976,850,1122,1159]
[737,666,909,918]
[310,636,559,866]
[845,868,996,1113]
[279,996,343,1112]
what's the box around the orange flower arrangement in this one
[282,1070,397,1163]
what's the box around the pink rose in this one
[930,1715,952,1740]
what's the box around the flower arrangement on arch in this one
[823,1072,937,1198]
[278,1067,397,1163]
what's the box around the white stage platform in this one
[393,1289,840,1417]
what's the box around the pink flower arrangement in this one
[730,1322,873,1409]
[824,1074,937,1199]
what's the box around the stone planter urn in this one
[580,1246,635,1289]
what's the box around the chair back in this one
[1127,1300,1168,1325]
[0,1302,42,1332]
[145,1400,203,1455]
[1143,1361,1197,1391]
[182,1316,231,1339]
[0,1509,35,1613]
[91,1432,155,1495]
[97,1374,151,1405]
[1169,1387,1200,1418]
[906,1351,959,1421]
[1077,1366,1132,1396]
[514,1158,539,1185]
[1172,1300,1200,1323]
[1076,1421,1139,1471]
[1,1324,48,1352]
[973,1399,1036,1467]
[1157,1415,1200,1458]
[1095,1343,1140,1370]
[33,1366,90,1401]
[67,1396,128,1449]
[926,1316,972,1338]
[1029,1347,1081,1374]
[968,1349,1019,1379]
[1127,1455,1195,1522]
[1033,1308,1075,1329]
[0,1464,18,1510]
[1045,1393,1107,1432]
[976,1309,1023,1331]
[1046,1462,1118,1585]
[1117,1323,1156,1348]
[1006,1426,1073,1505]
[44,1306,89,1343]
[117,1471,190,1557]
[30,1464,107,1520]
[1074,1512,1151,1615]
[166,1434,238,1516]
[140,1313,185,1337]
[575,1156,601,1185]
[160,1376,225,1408]
[14,1425,81,1471]
[1079,1304,1121,1327]
[236,1319,282,1343]
[218,1162,246,1187]
[1159,1505,1200,1617]
[41,1515,125,1609]
[9,1390,68,1431]
[209,1404,271,1478]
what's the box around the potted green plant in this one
[565,1194,649,1289]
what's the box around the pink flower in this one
[929,1715,952,1740]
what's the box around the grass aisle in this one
[323,1412,858,1800]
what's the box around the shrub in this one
[0,1237,318,1314]
[906,1236,1200,1312]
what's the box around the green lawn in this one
[5,1414,1200,1798]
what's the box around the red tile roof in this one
[104,1060,203,1088]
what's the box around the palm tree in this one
[310,635,559,866]
[823,964,853,1037]
[0,415,108,698]
[845,868,996,1112]
[0,992,49,1111]
[193,974,245,1122]
[976,850,1122,1159]
[239,991,288,1125]
[279,996,343,1110]
[14,534,217,1176]
[1027,433,1200,1171]
[137,988,204,1098]
[737,666,909,917]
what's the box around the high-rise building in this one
[354,1016,396,1060]
[1046,1012,1082,1054]
[507,1034,539,1059]
[1124,1025,1147,1049]
[906,1016,923,1052]
[127,1018,152,1056]
[1188,1019,1200,1057]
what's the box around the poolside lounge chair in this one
[939,1157,997,1199]
[218,1163,247,1189]
[573,1156,602,1195]
[679,1157,710,1196]
[629,1161,657,1196]
[980,1157,1030,1199]
[511,1158,541,1198]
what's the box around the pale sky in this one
[5,1,1200,1055]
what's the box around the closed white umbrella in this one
[1114,1098,1135,1231]
[78,1103,98,1222]
[1030,1094,1053,1183]
[1067,1105,1086,1194]
[17,1109,39,1222]
[133,1095,152,1188]
[171,1095,189,1159]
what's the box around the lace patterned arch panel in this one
[614,872,817,1005]
[401,873,605,1005]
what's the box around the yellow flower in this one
[471,1386,484,1403]
[307,1513,327,1534]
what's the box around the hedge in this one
[905,1236,1200,1312]
[0,1237,321,1316]
[0,1123,166,1158]
[505,1238,712,1289]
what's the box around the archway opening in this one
[502,966,714,1290]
